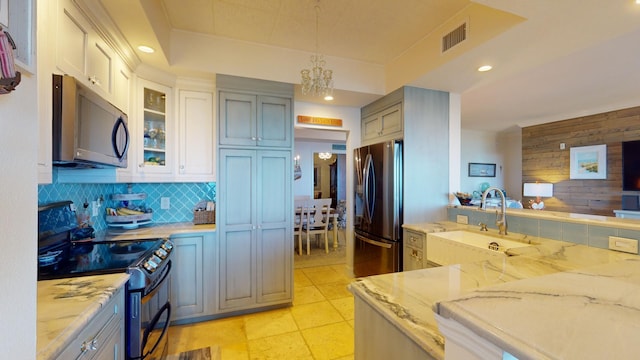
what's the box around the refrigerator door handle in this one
[362,154,370,223]
[355,233,392,249]
[363,153,375,224]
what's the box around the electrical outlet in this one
[161,197,170,210]
[456,215,469,224]
[608,236,638,254]
[91,201,99,217]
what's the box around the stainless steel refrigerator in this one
[353,140,402,277]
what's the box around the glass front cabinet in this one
[137,78,173,177]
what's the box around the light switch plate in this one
[456,215,469,224]
[161,197,170,210]
[608,236,638,254]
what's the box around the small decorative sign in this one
[297,115,343,127]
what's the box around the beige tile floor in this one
[167,263,355,360]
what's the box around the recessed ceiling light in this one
[324,95,334,101]
[478,65,493,72]
[138,45,155,54]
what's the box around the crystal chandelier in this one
[301,1,334,101]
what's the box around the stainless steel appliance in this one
[38,201,173,360]
[353,140,403,277]
[52,74,130,168]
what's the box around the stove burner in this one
[109,243,147,262]
[38,250,63,267]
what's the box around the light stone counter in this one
[402,221,464,234]
[37,273,129,360]
[350,223,638,359]
[452,205,640,231]
[95,221,216,241]
[435,259,640,359]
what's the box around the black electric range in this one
[37,201,172,283]
[38,200,175,360]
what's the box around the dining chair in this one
[294,199,308,256]
[304,198,332,254]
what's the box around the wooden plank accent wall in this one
[522,106,640,216]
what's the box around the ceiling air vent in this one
[442,22,467,53]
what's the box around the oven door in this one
[127,260,172,360]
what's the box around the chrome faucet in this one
[481,186,508,235]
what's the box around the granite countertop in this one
[37,273,129,360]
[349,222,638,359]
[451,205,640,231]
[95,221,216,241]
[402,221,464,234]
[435,259,640,359]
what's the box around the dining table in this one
[294,206,340,250]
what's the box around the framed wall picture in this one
[468,163,496,177]
[570,144,607,179]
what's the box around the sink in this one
[426,230,532,266]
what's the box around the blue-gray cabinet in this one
[216,74,294,313]
[218,149,292,311]
[170,233,217,321]
[219,92,292,148]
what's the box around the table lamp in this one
[523,182,553,210]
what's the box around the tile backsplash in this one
[38,181,216,231]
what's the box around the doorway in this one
[294,128,348,267]
[313,152,346,209]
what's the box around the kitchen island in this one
[349,221,639,359]
[435,258,640,359]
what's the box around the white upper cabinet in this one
[56,0,88,78]
[50,0,217,184]
[85,32,114,96]
[37,0,56,184]
[113,57,131,115]
[134,78,173,179]
[177,89,216,181]
[56,0,117,102]
[116,77,216,183]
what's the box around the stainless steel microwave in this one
[52,74,129,168]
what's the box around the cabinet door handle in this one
[251,137,257,141]
[257,137,263,141]
[87,76,101,86]
[139,163,145,168]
